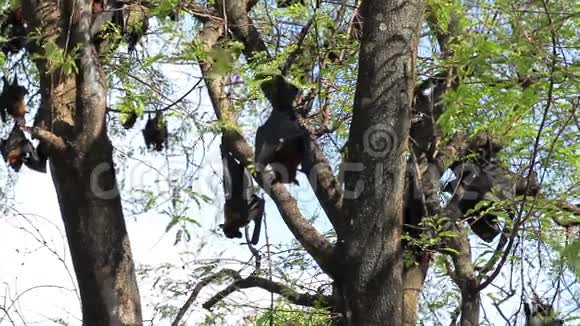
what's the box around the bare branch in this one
[171,269,240,326]
[23,126,68,154]
[202,271,333,310]
[180,1,222,23]
[552,201,580,224]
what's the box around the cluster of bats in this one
[92,0,171,152]
[219,78,310,244]
[0,1,166,175]
[91,0,155,53]
[0,7,51,174]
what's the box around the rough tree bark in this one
[21,0,143,325]
[339,0,425,324]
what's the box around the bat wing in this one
[255,124,275,171]
[221,146,235,200]
[241,165,257,201]
[248,195,265,245]
[255,110,309,179]
[121,111,138,129]
[24,143,47,173]
[142,129,150,148]
[0,139,7,162]
[255,141,281,172]
[21,140,37,159]
[5,124,26,148]
[270,110,306,139]
[247,195,264,221]
[222,140,250,210]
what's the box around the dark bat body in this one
[0,8,26,55]
[1,124,46,173]
[124,3,149,52]
[1,75,28,124]
[121,111,138,129]
[255,109,308,185]
[444,134,534,243]
[442,134,520,242]
[451,167,503,242]
[221,144,264,245]
[142,113,168,151]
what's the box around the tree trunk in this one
[403,255,430,326]
[447,224,481,326]
[460,287,481,326]
[21,0,143,324]
[51,146,143,325]
[339,0,425,324]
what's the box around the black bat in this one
[123,4,149,53]
[90,0,125,50]
[0,124,46,173]
[0,8,26,55]
[142,112,168,151]
[121,111,138,129]
[220,143,264,245]
[255,109,308,185]
[25,142,48,173]
[0,74,28,124]
[445,163,514,242]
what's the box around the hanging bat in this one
[26,143,47,173]
[221,143,264,245]
[0,8,26,55]
[0,74,28,124]
[0,124,46,173]
[90,0,125,50]
[121,110,138,129]
[123,3,149,52]
[142,112,168,151]
[255,109,308,185]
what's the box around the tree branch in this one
[171,269,240,326]
[70,0,108,151]
[551,201,580,226]
[202,270,333,311]
[181,1,222,23]
[23,126,68,154]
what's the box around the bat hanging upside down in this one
[254,107,309,185]
[220,141,265,245]
[0,124,46,173]
[0,74,28,125]
[142,112,168,151]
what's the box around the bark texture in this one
[21,0,143,324]
[402,254,430,326]
[339,0,425,324]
